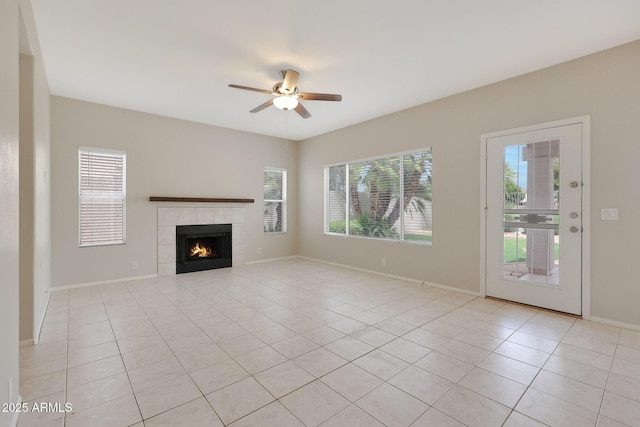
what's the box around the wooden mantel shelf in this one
[149,196,254,204]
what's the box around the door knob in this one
[569,226,579,233]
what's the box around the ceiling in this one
[30,1,640,141]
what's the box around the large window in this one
[79,147,127,247]
[264,168,287,233]
[325,148,432,244]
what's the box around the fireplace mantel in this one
[150,196,254,203]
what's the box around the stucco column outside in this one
[522,141,559,276]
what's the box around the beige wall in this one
[51,97,297,287]
[1,0,21,422]
[298,40,640,327]
[19,53,35,342]
[18,0,51,344]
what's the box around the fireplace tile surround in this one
[157,206,246,275]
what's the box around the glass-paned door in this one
[486,123,582,315]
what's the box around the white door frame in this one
[480,116,591,319]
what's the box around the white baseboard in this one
[10,395,22,427]
[297,256,482,297]
[590,316,640,332]
[244,255,298,265]
[51,274,158,292]
[33,289,51,345]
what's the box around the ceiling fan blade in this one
[281,69,300,94]
[297,92,342,102]
[228,84,274,95]
[294,102,311,119]
[250,99,274,113]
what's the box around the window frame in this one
[78,146,127,247]
[263,167,287,234]
[324,148,432,245]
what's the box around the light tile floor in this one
[17,259,640,426]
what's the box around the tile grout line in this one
[97,281,146,426]
[595,326,622,425]
[170,277,304,426]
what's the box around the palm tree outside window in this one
[325,148,432,244]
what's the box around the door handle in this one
[569,226,579,233]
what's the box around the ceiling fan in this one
[228,69,342,119]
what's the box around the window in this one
[325,148,432,244]
[264,168,286,233]
[79,147,126,247]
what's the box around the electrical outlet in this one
[131,261,138,270]
[381,258,386,267]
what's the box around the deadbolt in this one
[570,226,579,233]
[570,212,579,219]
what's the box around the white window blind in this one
[325,148,432,244]
[325,165,347,234]
[264,168,286,233]
[79,147,127,247]
[401,151,432,244]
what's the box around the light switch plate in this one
[601,208,618,220]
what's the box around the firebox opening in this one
[176,224,232,274]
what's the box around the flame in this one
[190,242,216,258]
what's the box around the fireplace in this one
[176,224,232,274]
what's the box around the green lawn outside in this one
[405,234,432,243]
[504,235,559,263]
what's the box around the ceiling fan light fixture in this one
[273,95,299,111]
[229,70,341,119]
